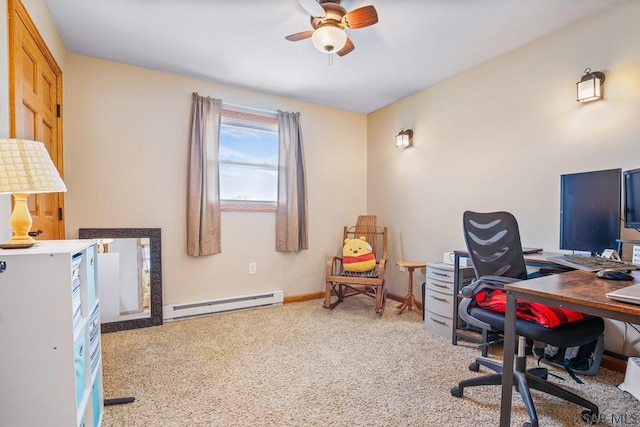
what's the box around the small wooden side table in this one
[396,261,425,317]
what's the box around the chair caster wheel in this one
[581,410,598,424]
[468,362,480,372]
[450,386,463,398]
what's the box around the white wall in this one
[368,0,640,298]
[63,54,367,306]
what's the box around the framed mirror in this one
[79,228,163,332]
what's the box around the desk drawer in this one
[425,277,454,295]
[426,267,455,283]
[424,287,453,317]
[426,263,475,283]
[424,311,452,339]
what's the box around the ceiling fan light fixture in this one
[311,25,347,53]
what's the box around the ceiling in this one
[43,0,621,114]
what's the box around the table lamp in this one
[0,138,67,247]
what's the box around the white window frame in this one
[219,108,278,212]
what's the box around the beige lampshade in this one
[0,138,67,194]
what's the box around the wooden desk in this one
[500,270,640,426]
[396,261,425,317]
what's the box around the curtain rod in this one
[222,102,278,116]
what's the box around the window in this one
[219,108,278,211]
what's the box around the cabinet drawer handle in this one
[431,283,448,289]
[430,295,448,302]
[430,317,447,325]
[432,271,449,277]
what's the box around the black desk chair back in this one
[464,210,528,280]
[451,211,603,427]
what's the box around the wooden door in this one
[8,0,65,240]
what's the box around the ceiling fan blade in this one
[298,0,325,17]
[285,31,314,42]
[343,5,378,29]
[337,37,354,57]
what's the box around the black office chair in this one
[450,211,604,427]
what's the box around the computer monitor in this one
[559,168,621,255]
[624,168,640,229]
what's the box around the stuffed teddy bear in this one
[342,236,376,272]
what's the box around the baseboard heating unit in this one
[163,290,284,321]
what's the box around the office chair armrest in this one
[459,297,493,331]
[459,275,522,331]
[461,275,520,298]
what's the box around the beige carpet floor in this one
[101,297,640,426]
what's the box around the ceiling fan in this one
[285,0,378,57]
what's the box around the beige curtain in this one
[187,93,222,256]
[276,111,308,252]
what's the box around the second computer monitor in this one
[624,168,640,229]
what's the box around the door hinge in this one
[58,207,63,220]
[56,104,61,118]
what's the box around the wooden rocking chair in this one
[324,215,388,314]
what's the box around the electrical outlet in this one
[399,266,407,272]
[249,262,257,275]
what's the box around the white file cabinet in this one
[423,262,474,339]
[0,240,103,427]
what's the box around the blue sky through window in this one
[219,123,278,202]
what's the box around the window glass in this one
[219,111,278,205]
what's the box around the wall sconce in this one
[396,128,413,148]
[576,68,605,103]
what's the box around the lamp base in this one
[0,242,36,249]
[6,192,37,248]
[4,234,36,244]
